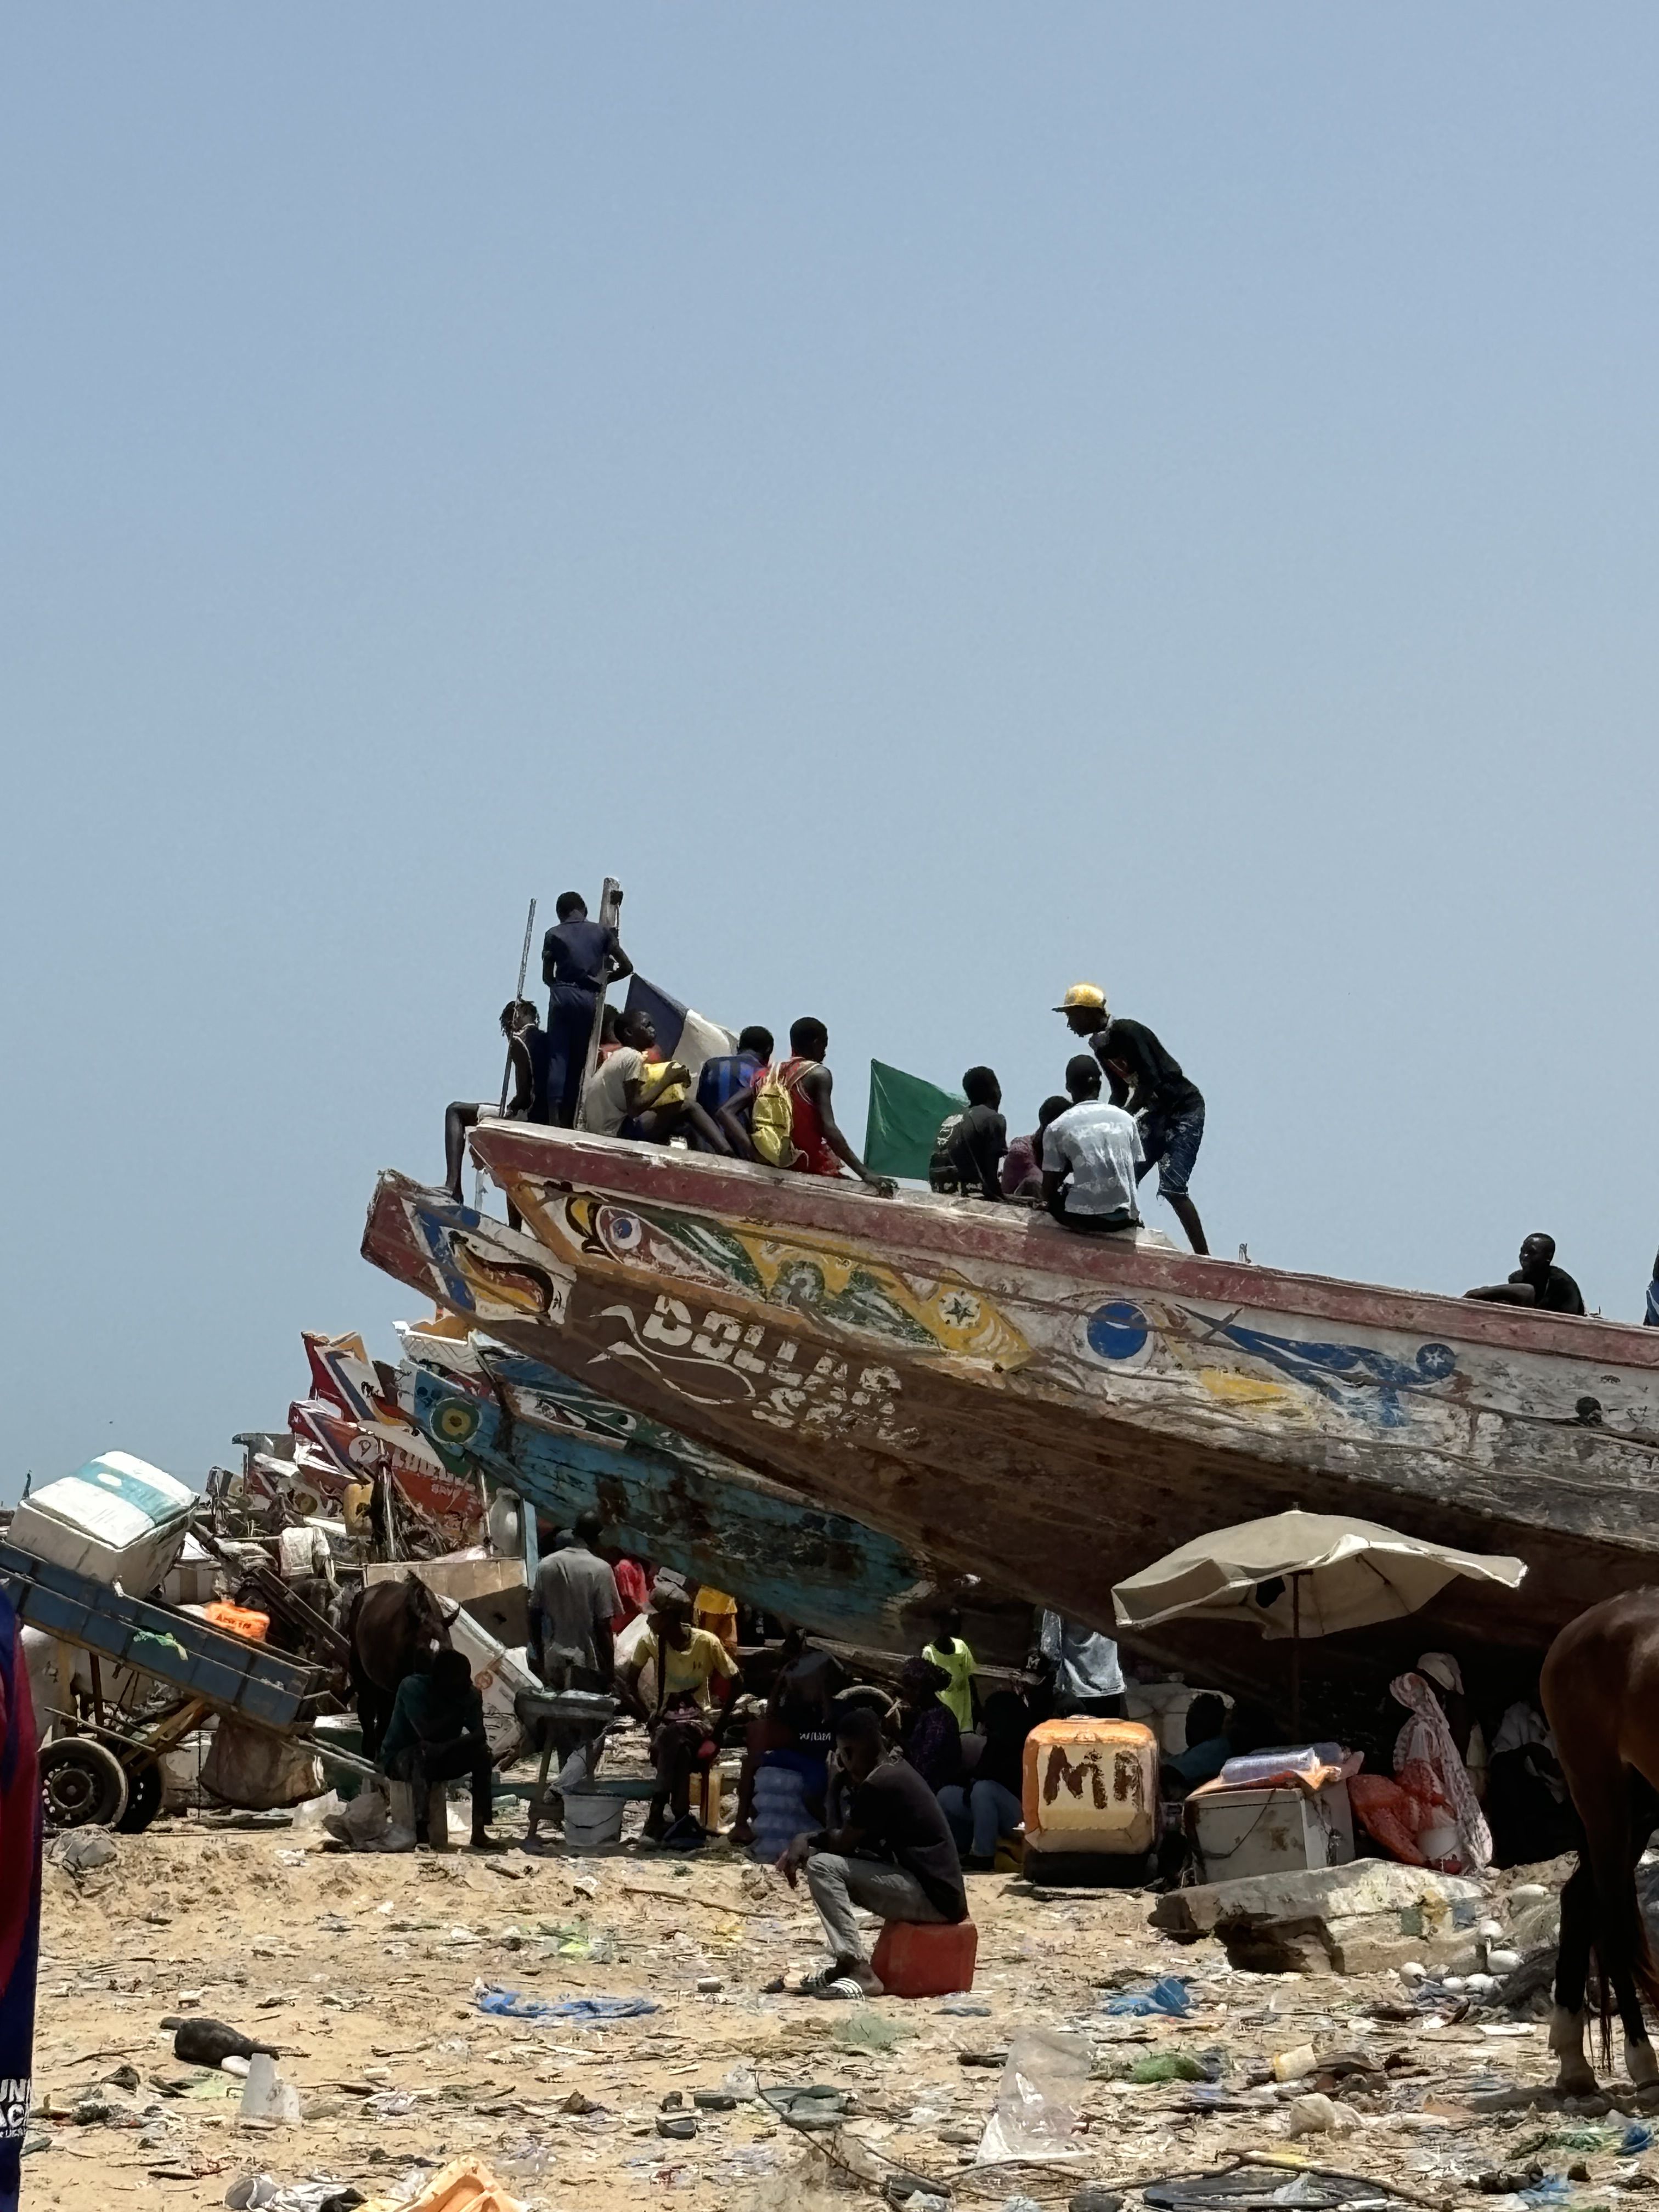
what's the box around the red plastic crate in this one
[871,1917,978,1999]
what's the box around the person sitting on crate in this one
[377,1647,504,1852]
[778,1705,968,1999]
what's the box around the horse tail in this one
[1583,1767,1659,2064]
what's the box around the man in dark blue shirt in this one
[541,891,634,1127]
[691,1026,773,1151]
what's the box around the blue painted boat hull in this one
[401,1344,1021,1657]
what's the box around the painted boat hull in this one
[395,1332,1030,1659]
[363,1132,1659,1676]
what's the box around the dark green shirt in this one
[379,1672,484,1769]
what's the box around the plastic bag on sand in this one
[976,2028,1091,2164]
[1286,2093,1361,2139]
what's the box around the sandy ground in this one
[21,1751,1643,2212]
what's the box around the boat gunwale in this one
[467,1125,1659,1373]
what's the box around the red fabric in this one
[1348,1773,1427,1866]
[774,1057,840,1177]
[611,1557,650,1633]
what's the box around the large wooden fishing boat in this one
[393,1326,1029,1660]
[362,1130,1659,1679]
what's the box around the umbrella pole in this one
[1291,1573,1302,1740]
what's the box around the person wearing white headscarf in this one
[1391,1664,1493,1874]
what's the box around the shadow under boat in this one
[394,1324,1032,1667]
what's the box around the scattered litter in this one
[1103,1976,1192,2018]
[239,2053,302,2126]
[977,2028,1090,2165]
[1285,2093,1362,2138]
[1130,2052,1211,2084]
[167,2016,276,2069]
[473,1985,658,2023]
[760,2086,853,2132]
[224,2176,362,2212]
[50,1830,119,1875]
[831,2009,908,2053]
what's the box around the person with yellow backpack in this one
[718,1016,895,1194]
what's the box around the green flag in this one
[864,1059,966,1182]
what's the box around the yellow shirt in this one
[923,1639,978,1731]
[636,1626,738,1713]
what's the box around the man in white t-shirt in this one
[1041,1055,1143,1234]
[575,1009,691,1138]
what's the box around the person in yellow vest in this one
[693,1585,740,1656]
[922,1609,979,1731]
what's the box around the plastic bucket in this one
[563,1790,627,1850]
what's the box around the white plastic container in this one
[446,1609,538,1764]
[1189,1778,1355,1882]
[563,1790,627,1850]
[12,1454,194,1593]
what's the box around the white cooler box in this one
[1189,1776,1355,1883]
[10,1453,195,1594]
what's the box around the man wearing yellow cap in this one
[1053,984,1209,1255]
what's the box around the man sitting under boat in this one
[717,1016,896,1195]
[1464,1232,1586,1315]
[575,1007,730,1151]
[377,1646,504,1852]
[779,1704,968,1998]
[1041,1056,1144,1237]
[616,1582,739,1842]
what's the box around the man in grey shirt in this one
[1039,1610,1126,1719]
[533,1509,619,1690]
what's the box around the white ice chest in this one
[10,1452,195,1594]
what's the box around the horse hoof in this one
[1629,2043,1659,2091]
[1555,2063,1599,2099]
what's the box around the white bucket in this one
[563,1790,626,1850]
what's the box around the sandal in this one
[797,1966,878,2000]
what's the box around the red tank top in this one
[774,1057,840,1176]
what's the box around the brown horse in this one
[1539,1590,1659,2096]
[344,1576,454,1757]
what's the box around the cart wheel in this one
[40,1738,130,1830]
[115,1753,163,1834]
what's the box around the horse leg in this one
[1553,1861,1598,2097]
[1618,1779,1659,2091]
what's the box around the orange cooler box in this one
[1022,1718,1159,1859]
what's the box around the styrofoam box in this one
[10,1452,195,1594]
[1189,1778,1355,1883]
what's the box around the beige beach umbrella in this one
[1112,1508,1526,1734]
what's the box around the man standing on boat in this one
[541,890,634,1126]
[1055,983,1210,1256]
[1464,1233,1586,1315]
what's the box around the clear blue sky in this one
[4,10,1657,1500]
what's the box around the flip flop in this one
[797,1968,876,2000]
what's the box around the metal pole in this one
[1291,1573,1302,1741]
[573,878,623,1130]
[499,898,538,1113]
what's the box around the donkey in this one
[343,1575,454,1758]
[1539,1590,1659,2097]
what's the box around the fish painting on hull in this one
[1085,1298,1459,1430]
[510,1188,1029,1372]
